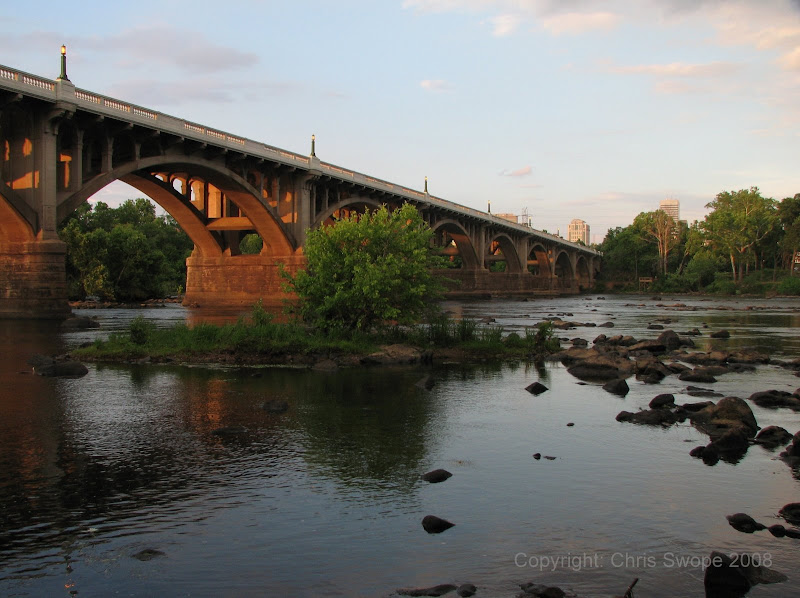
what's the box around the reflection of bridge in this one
[0,52,599,318]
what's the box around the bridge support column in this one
[184,253,306,308]
[0,239,70,319]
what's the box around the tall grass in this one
[74,305,561,361]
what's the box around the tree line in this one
[597,187,800,294]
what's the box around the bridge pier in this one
[183,253,305,308]
[0,239,71,319]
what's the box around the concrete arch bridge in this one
[0,57,600,318]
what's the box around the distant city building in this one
[659,198,680,222]
[567,219,590,245]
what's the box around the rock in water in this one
[519,583,567,597]
[726,513,766,533]
[34,361,88,378]
[649,393,676,409]
[415,375,436,391]
[420,469,452,483]
[27,354,54,368]
[602,378,629,396]
[211,425,247,436]
[704,550,786,595]
[779,502,800,525]
[261,400,289,413]
[768,524,786,537]
[132,548,165,561]
[397,584,458,597]
[422,515,455,534]
[525,382,548,395]
[456,583,477,597]
[754,425,793,448]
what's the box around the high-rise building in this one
[567,219,590,245]
[659,198,680,222]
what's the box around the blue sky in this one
[3,0,799,242]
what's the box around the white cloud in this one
[89,25,259,74]
[490,14,523,36]
[779,45,800,70]
[499,165,533,177]
[420,79,453,91]
[607,60,744,95]
[612,61,740,77]
[540,11,621,35]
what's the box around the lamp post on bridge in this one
[58,44,69,81]
[310,134,316,157]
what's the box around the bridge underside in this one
[0,74,599,318]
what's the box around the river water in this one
[2,295,800,598]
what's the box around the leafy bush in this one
[284,203,445,331]
[778,276,800,295]
[706,272,737,295]
[129,316,155,345]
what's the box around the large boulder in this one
[729,350,770,364]
[627,339,666,354]
[617,409,682,427]
[781,431,800,460]
[754,426,794,449]
[679,369,717,383]
[704,551,786,595]
[706,428,751,462]
[34,360,89,378]
[602,378,629,396]
[649,393,675,409]
[566,353,634,382]
[726,513,767,533]
[749,390,800,411]
[397,584,458,597]
[778,502,800,525]
[421,515,455,534]
[61,316,100,330]
[525,382,549,395]
[656,329,682,351]
[689,397,759,439]
[420,469,452,483]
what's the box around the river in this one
[1,295,800,597]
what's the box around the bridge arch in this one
[0,186,36,248]
[432,219,480,270]
[487,233,523,273]
[576,255,592,289]
[57,155,296,258]
[312,196,384,228]
[527,241,551,276]
[553,249,574,288]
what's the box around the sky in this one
[2,0,800,243]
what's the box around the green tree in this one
[598,225,654,282]
[58,199,194,300]
[701,187,777,283]
[284,203,445,331]
[240,233,264,255]
[778,194,800,275]
[633,210,678,276]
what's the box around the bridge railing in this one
[0,62,599,257]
